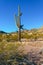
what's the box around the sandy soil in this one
[18,41,43,54]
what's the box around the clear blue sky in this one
[0,0,43,32]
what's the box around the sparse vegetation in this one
[0,41,37,65]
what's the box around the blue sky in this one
[0,0,43,32]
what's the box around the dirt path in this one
[18,41,43,54]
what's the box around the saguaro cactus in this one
[15,5,23,41]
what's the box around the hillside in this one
[0,27,43,42]
[0,27,43,65]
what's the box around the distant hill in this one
[0,26,43,34]
[0,31,7,34]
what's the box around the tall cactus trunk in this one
[18,28,21,41]
[15,6,23,42]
